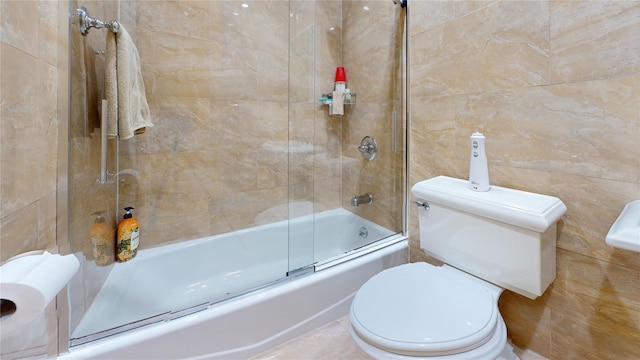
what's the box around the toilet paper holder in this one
[0,250,45,320]
[0,250,80,335]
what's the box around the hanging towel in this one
[105,25,153,140]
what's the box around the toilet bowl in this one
[349,176,567,359]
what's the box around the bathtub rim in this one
[58,236,408,359]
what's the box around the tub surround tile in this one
[137,0,213,41]
[212,100,289,150]
[343,1,403,103]
[138,31,215,98]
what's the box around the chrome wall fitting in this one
[358,136,378,161]
[352,193,374,207]
[77,6,120,36]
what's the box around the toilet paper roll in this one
[0,251,79,335]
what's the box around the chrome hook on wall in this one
[358,136,378,161]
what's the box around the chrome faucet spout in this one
[352,193,373,207]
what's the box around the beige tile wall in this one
[116,0,346,250]
[0,0,69,358]
[409,1,640,359]
[7,1,635,359]
[342,0,406,233]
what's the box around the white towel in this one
[105,25,153,140]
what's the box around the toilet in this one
[349,176,567,359]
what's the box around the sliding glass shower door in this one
[66,0,406,345]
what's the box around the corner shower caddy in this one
[318,91,357,115]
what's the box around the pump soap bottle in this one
[91,211,114,266]
[469,132,491,192]
[116,207,140,262]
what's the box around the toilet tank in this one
[411,176,567,299]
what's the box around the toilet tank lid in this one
[412,176,567,232]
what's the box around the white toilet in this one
[349,176,567,359]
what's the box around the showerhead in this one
[392,0,407,7]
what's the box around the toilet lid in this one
[350,263,499,356]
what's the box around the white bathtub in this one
[61,208,407,359]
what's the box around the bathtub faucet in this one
[352,193,373,207]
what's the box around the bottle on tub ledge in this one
[90,210,114,266]
[116,207,140,262]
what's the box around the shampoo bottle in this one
[91,211,114,266]
[469,132,491,192]
[116,207,140,262]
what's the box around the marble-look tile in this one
[314,0,342,95]
[548,249,640,359]
[250,317,369,360]
[211,186,289,231]
[37,192,57,253]
[550,173,640,270]
[137,0,213,40]
[411,0,549,98]
[119,96,211,155]
[250,315,549,360]
[0,201,40,262]
[343,1,403,103]
[313,177,343,212]
[138,30,214,98]
[1,44,58,215]
[409,94,466,181]
[118,151,213,248]
[499,288,553,358]
[550,0,640,83]
[452,77,640,183]
[38,0,58,66]
[57,0,70,71]
[410,0,455,37]
[210,100,288,150]
[0,0,40,57]
[289,25,315,103]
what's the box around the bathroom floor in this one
[250,316,549,360]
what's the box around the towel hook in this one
[77,7,120,36]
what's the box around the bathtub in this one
[61,208,407,359]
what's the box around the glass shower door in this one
[287,0,407,271]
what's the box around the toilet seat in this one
[350,263,503,357]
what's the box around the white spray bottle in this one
[469,132,491,192]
